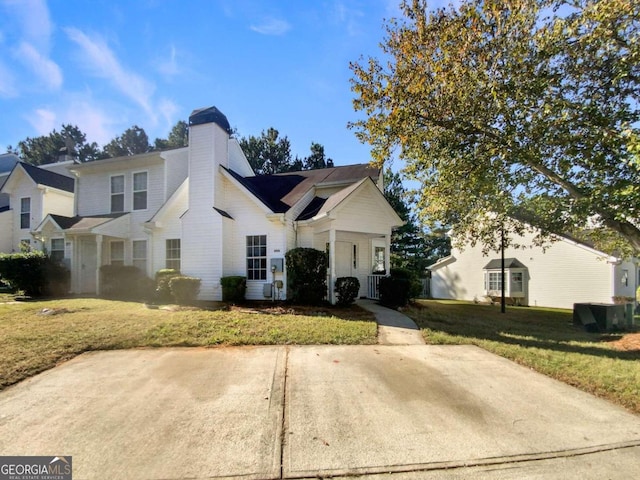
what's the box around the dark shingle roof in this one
[225,163,380,213]
[19,162,74,193]
[49,213,126,230]
[0,153,19,173]
[296,197,327,220]
[484,258,527,269]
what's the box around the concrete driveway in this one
[1,345,639,479]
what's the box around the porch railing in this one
[367,274,385,300]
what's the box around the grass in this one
[0,296,377,391]
[404,299,640,414]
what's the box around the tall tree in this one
[351,0,640,255]
[154,120,188,150]
[303,142,334,170]
[104,125,150,157]
[16,125,102,165]
[239,128,295,174]
[383,168,450,273]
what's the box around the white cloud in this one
[0,60,18,97]
[28,108,56,135]
[250,17,291,35]
[1,0,53,52]
[65,27,156,119]
[157,44,180,77]
[330,1,364,37]
[64,100,116,146]
[157,98,179,130]
[15,42,62,90]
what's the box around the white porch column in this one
[71,235,79,294]
[329,228,336,304]
[95,234,103,296]
[384,234,391,274]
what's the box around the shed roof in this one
[483,258,527,269]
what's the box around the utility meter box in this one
[270,258,284,272]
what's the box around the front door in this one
[335,241,353,278]
[80,239,97,293]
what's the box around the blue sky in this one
[0,0,422,165]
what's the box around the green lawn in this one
[0,297,377,391]
[404,300,640,414]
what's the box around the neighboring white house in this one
[429,226,639,309]
[28,106,402,302]
[0,160,75,255]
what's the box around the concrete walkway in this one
[2,345,639,479]
[357,299,426,345]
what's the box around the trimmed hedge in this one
[155,269,181,302]
[285,247,328,305]
[100,265,153,300]
[169,276,201,304]
[220,276,246,303]
[335,276,360,306]
[0,251,69,297]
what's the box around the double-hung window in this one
[110,241,124,266]
[511,272,523,293]
[487,272,502,291]
[166,239,181,271]
[20,197,30,229]
[133,240,147,272]
[246,235,267,280]
[111,175,125,213]
[50,238,65,263]
[133,172,148,210]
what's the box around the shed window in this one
[511,272,523,293]
[246,235,267,280]
[487,272,502,291]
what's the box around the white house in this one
[0,160,75,255]
[30,106,402,302]
[429,226,639,309]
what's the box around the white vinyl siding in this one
[430,227,619,309]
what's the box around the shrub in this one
[100,265,152,300]
[220,276,246,303]
[285,247,328,305]
[43,260,71,297]
[390,268,423,300]
[0,251,70,297]
[155,269,181,302]
[379,276,411,309]
[335,277,360,306]
[169,276,201,304]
